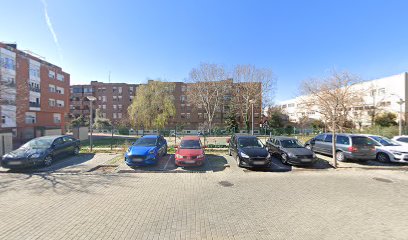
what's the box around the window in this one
[181,113,186,119]
[118,87,122,93]
[0,56,15,70]
[73,87,83,93]
[56,100,64,107]
[25,112,36,124]
[102,113,107,118]
[53,113,61,123]
[370,89,376,96]
[56,87,64,94]
[288,103,295,108]
[102,105,106,109]
[129,96,134,102]
[49,99,56,107]
[113,96,118,101]
[324,134,333,143]
[57,73,64,81]
[181,85,186,92]
[1,115,5,124]
[113,87,117,92]
[49,84,56,93]
[98,96,101,101]
[102,96,106,102]
[118,96,122,101]
[113,113,117,119]
[63,136,74,143]
[118,113,122,118]
[48,71,55,79]
[186,113,191,119]
[118,105,122,110]
[378,88,386,95]
[336,136,350,145]
[180,95,186,103]
[113,105,117,110]
[29,67,40,78]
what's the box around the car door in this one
[312,134,326,153]
[62,136,75,155]
[52,137,65,157]
[231,136,238,158]
[322,134,333,155]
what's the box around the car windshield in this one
[133,138,157,146]
[370,136,400,146]
[238,138,263,148]
[21,138,53,149]
[180,140,201,149]
[280,139,303,148]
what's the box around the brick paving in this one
[0,155,408,239]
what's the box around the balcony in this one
[29,102,41,108]
[29,86,41,93]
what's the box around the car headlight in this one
[240,152,249,158]
[197,154,205,158]
[149,149,155,154]
[287,152,296,158]
[30,153,42,158]
[175,154,183,159]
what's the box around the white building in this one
[277,72,408,127]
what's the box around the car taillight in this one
[348,146,358,152]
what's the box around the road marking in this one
[163,155,173,170]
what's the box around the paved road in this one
[1,155,408,239]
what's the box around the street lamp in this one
[391,94,405,136]
[87,96,97,151]
[249,99,256,135]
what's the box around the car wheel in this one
[281,153,288,164]
[44,155,53,167]
[228,148,232,156]
[377,152,390,163]
[336,151,346,162]
[235,155,242,167]
[73,146,80,155]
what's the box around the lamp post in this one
[249,99,256,135]
[391,94,406,136]
[87,96,97,151]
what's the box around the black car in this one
[227,134,271,168]
[1,135,80,169]
[266,136,316,165]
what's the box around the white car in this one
[366,135,408,163]
[391,135,408,146]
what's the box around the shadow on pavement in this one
[5,153,96,174]
[243,156,333,173]
[118,154,228,173]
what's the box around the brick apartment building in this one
[70,80,263,133]
[0,43,70,143]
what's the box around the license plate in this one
[8,161,22,165]
[253,161,265,165]
[132,158,144,162]
[301,158,311,162]
[185,160,195,164]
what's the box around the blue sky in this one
[1,0,408,102]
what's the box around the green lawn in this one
[81,137,137,149]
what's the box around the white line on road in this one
[163,155,173,170]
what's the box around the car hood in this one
[377,145,408,152]
[128,146,156,156]
[283,147,313,156]
[177,149,203,156]
[240,147,268,157]
[4,148,47,159]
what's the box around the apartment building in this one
[277,72,408,128]
[0,43,70,143]
[70,80,263,133]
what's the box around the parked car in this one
[391,135,408,146]
[124,135,167,167]
[266,136,316,165]
[364,135,408,163]
[1,135,80,169]
[175,136,205,167]
[227,134,271,168]
[304,133,376,162]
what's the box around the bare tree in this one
[186,63,230,134]
[232,65,276,131]
[300,70,363,167]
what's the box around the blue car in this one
[125,135,167,167]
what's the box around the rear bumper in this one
[344,152,376,161]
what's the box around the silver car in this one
[305,133,376,162]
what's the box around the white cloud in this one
[41,0,63,62]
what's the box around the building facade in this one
[70,80,263,133]
[277,72,408,128]
[0,43,70,143]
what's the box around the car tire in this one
[228,148,232,156]
[73,146,80,156]
[377,152,390,163]
[43,155,53,167]
[281,153,288,164]
[336,151,346,162]
[236,155,242,168]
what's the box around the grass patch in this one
[81,138,137,149]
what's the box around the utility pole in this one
[249,99,256,135]
[397,98,405,136]
[87,96,96,152]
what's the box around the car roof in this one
[319,133,370,137]
[34,135,66,140]
[142,135,159,139]
[181,136,200,141]
[270,136,297,140]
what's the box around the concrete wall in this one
[0,133,13,155]
[72,127,88,141]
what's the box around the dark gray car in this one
[304,133,376,161]
[266,136,316,165]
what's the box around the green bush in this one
[360,126,399,138]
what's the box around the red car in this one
[175,136,206,167]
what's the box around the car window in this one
[351,136,376,146]
[370,136,399,146]
[397,137,408,143]
[63,136,74,143]
[315,134,325,142]
[133,137,157,146]
[336,136,350,145]
[180,140,201,149]
[54,138,64,145]
[280,139,303,148]
[324,134,332,143]
[238,137,263,148]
